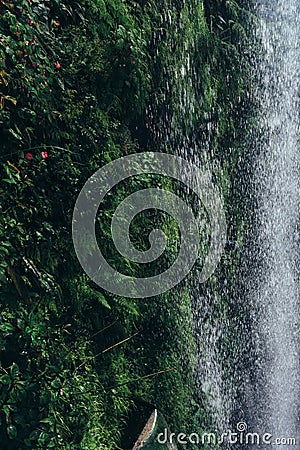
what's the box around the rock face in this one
[132,410,178,450]
[132,409,156,449]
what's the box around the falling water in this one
[144,0,300,444]
[245,0,300,444]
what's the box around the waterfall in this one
[244,0,300,444]
[143,0,300,444]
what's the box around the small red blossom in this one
[25,152,33,161]
[28,19,33,26]
[54,61,61,69]
[41,151,48,159]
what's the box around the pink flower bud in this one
[25,152,33,161]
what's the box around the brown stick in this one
[100,332,139,355]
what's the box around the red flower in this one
[28,19,33,26]
[41,151,48,159]
[25,152,33,161]
[54,61,61,69]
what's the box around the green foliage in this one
[0,0,252,448]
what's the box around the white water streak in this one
[254,0,300,442]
